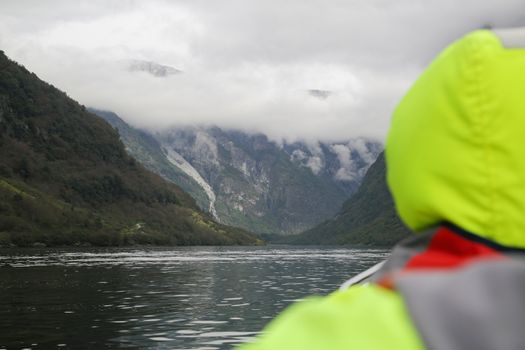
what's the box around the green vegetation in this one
[91,109,211,211]
[289,153,412,246]
[0,50,260,247]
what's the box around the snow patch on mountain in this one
[164,146,219,220]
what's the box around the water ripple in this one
[0,246,389,349]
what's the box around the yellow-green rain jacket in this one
[238,29,525,350]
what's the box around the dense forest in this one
[0,50,260,247]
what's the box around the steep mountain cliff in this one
[89,110,211,212]
[0,51,259,246]
[94,111,382,234]
[292,152,411,246]
[161,128,382,234]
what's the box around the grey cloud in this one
[0,0,524,142]
[330,139,378,181]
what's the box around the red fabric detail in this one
[377,275,395,290]
[404,227,503,271]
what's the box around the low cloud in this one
[1,0,524,142]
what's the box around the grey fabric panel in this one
[493,27,525,48]
[369,227,436,283]
[397,259,525,350]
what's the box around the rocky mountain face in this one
[291,152,411,246]
[95,112,382,234]
[0,51,259,247]
[161,128,383,234]
[90,110,211,213]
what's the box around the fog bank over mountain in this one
[1,0,524,142]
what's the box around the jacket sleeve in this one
[236,285,424,350]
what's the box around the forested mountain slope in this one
[0,51,259,246]
[90,109,210,212]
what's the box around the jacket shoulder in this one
[237,285,424,350]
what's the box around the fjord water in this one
[0,246,388,349]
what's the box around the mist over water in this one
[0,246,388,349]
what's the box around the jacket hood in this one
[386,29,525,249]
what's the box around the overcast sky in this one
[1,0,524,142]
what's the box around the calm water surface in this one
[0,246,389,349]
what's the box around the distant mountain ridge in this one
[0,50,259,247]
[291,152,411,246]
[94,111,382,234]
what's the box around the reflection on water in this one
[0,246,388,349]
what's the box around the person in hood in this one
[237,27,525,350]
